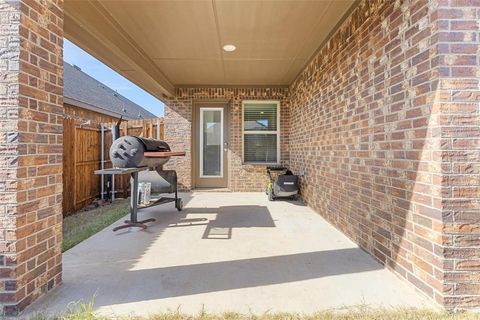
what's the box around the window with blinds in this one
[243,101,280,164]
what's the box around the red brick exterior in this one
[289,0,446,304]
[0,0,63,315]
[289,0,480,309]
[165,87,289,191]
[435,0,480,309]
[165,0,480,310]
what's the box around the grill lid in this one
[136,137,171,152]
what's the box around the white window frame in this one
[242,100,280,165]
[199,107,224,178]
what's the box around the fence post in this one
[63,118,76,215]
[111,123,117,201]
[100,123,105,200]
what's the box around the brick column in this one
[435,0,480,309]
[164,93,193,190]
[0,0,63,315]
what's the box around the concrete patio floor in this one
[24,192,436,318]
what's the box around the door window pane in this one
[201,109,222,177]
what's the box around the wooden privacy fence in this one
[63,118,164,216]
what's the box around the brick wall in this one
[288,0,479,309]
[0,0,63,315]
[164,87,289,191]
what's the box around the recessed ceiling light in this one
[223,44,236,52]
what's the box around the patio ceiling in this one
[64,0,355,99]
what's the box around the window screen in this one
[243,102,279,163]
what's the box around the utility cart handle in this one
[266,166,287,171]
[267,165,287,183]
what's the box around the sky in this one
[63,39,164,117]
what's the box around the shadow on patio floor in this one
[167,205,276,239]
[111,248,381,300]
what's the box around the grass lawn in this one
[62,199,130,252]
[28,306,480,320]
[132,311,478,320]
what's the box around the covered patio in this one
[1,0,479,315]
[25,192,434,317]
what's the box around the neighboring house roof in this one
[64,62,156,119]
[245,120,269,131]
